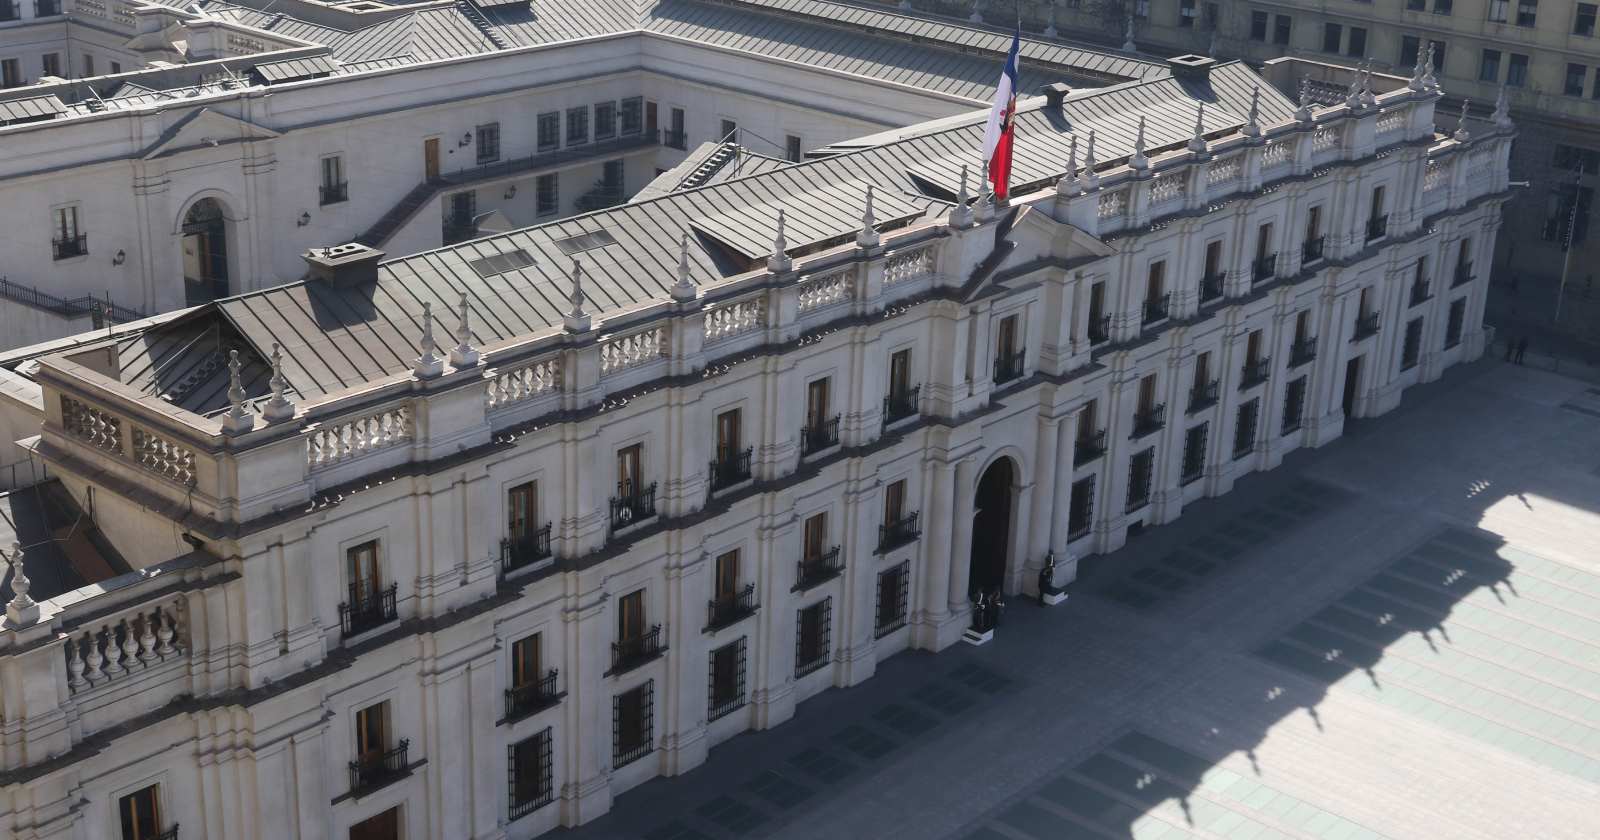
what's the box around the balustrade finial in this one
[1130,116,1149,169]
[263,341,295,422]
[1422,43,1439,91]
[1057,136,1081,196]
[1345,67,1362,110]
[412,301,444,379]
[449,291,479,368]
[1121,11,1135,51]
[5,542,37,626]
[950,164,976,227]
[1295,78,1314,123]
[1409,47,1427,92]
[221,349,255,434]
[1242,86,1261,137]
[1359,61,1377,108]
[671,233,698,302]
[564,258,591,333]
[1082,129,1100,190]
[1492,84,1513,130]
[767,209,793,273]
[857,185,881,248]
[1187,103,1207,153]
[1454,98,1471,141]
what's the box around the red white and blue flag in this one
[982,25,1022,201]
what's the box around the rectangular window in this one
[508,728,554,819]
[884,479,907,526]
[1516,0,1536,27]
[802,511,826,561]
[1402,318,1425,369]
[806,377,831,429]
[874,561,910,636]
[355,700,390,763]
[668,107,686,149]
[2,59,20,88]
[594,101,616,140]
[1322,22,1342,53]
[1068,475,1095,538]
[110,61,121,74]
[347,540,380,601]
[1179,0,1196,27]
[713,549,739,601]
[1593,68,1600,98]
[617,443,643,497]
[603,159,624,188]
[511,632,541,690]
[613,681,654,767]
[1250,10,1267,40]
[1347,27,1367,57]
[508,480,537,539]
[617,589,645,642]
[536,173,558,216]
[1480,49,1501,82]
[1246,329,1263,367]
[707,638,746,720]
[1233,398,1259,458]
[1306,205,1323,241]
[118,784,163,840]
[1204,239,1222,277]
[83,54,93,77]
[537,112,560,151]
[41,53,60,77]
[1544,185,1592,245]
[1145,259,1166,312]
[476,123,500,164]
[889,348,912,399]
[1194,351,1211,391]
[1488,0,1508,22]
[1580,3,1598,35]
[795,598,832,676]
[1429,40,1447,72]
[1078,399,1098,443]
[1282,377,1307,434]
[1407,0,1424,9]
[320,155,343,190]
[1445,298,1466,347]
[566,107,589,144]
[1508,53,1529,87]
[1126,447,1155,511]
[1401,35,1421,68]
[786,134,802,163]
[1370,185,1386,221]
[620,97,643,135]
[53,205,79,241]
[1434,0,1452,13]
[997,313,1019,358]
[1273,14,1291,44]
[1137,373,1157,415]
[1567,64,1587,96]
[1295,311,1311,345]
[1181,423,1208,483]
[716,408,741,462]
[1256,221,1274,260]
[720,119,737,142]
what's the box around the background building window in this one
[1579,2,1598,35]
[795,598,831,676]
[720,119,737,142]
[1401,318,1424,369]
[1322,22,1342,53]
[1400,35,1421,67]
[873,561,909,636]
[536,173,558,216]
[1347,27,1367,57]
[476,123,500,164]
[118,784,164,840]
[1488,0,1508,22]
[1179,0,1196,26]
[2,59,20,88]
[1274,14,1291,44]
[508,728,554,819]
[1249,10,1267,40]
[537,112,559,151]
[1507,53,1529,87]
[567,107,589,144]
[1480,49,1501,81]
[1516,0,1537,27]
[41,53,59,77]
[594,101,616,140]
[707,637,746,720]
[613,681,654,767]
[620,97,643,134]
[1567,63,1587,96]
[786,134,802,162]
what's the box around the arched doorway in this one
[181,198,230,306]
[969,457,1016,600]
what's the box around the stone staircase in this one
[455,0,509,50]
[356,181,436,247]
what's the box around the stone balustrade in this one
[487,354,563,411]
[702,294,767,344]
[305,403,414,469]
[796,266,854,313]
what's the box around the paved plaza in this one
[562,358,1600,840]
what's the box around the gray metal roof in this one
[252,54,341,83]
[107,62,1280,410]
[0,94,67,124]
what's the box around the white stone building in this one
[0,0,1165,350]
[0,46,1510,840]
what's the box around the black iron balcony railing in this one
[348,740,409,795]
[500,524,553,576]
[878,511,921,553]
[1302,235,1326,264]
[882,385,920,429]
[1366,214,1389,242]
[1409,278,1431,306]
[1289,337,1318,368]
[706,583,758,631]
[1252,253,1277,283]
[52,234,87,261]
[339,582,398,638]
[794,546,843,591]
[35,0,59,15]
[1452,261,1474,288]
[504,669,561,721]
[442,215,477,245]
[1199,272,1225,303]
[1240,358,1271,389]
[1187,379,1219,413]
[1353,311,1381,341]
[1088,314,1111,345]
[1074,430,1107,466]
[1131,403,1166,439]
[610,481,657,530]
[610,624,664,674]
[0,1,18,21]
[1142,293,1171,325]
[993,349,1026,385]
[319,181,349,205]
[149,827,180,840]
[709,446,753,492]
[800,415,841,456]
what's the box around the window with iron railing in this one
[883,348,918,429]
[1126,448,1155,511]
[795,598,832,677]
[350,701,408,795]
[1233,398,1259,458]
[1088,281,1109,343]
[1282,376,1308,434]
[319,155,347,205]
[119,783,176,840]
[706,548,757,630]
[1181,422,1208,484]
[1068,475,1095,538]
[877,479,919,552]
[508,728,554,820]
[707,638,746,720]
[873,561,910,637]
[612,681,654,767]
[994,313,1024,383]
[1401,317,1424,370]
[1445,299,1466,347]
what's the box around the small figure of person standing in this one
[1515,337,1529,365]
[1505,337,1516,362]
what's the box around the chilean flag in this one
[982,25,1022,201]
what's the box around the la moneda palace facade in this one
[0,25,1510,840]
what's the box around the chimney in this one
[302,243,385,287]
[1043,82,1073,110]
[1167,54,1216,82]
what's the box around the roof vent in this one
[302,243,385,287]
[468,248,536,277]
[1043,82,1072,109]
[1168,54,1216,81]
[553,230,618,256]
